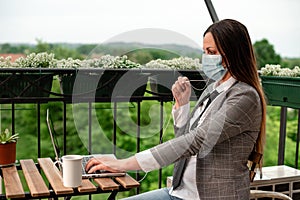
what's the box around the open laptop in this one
[46,109,126,178]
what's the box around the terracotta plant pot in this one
[0,142,16,166]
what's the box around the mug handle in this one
[53,159,63,171]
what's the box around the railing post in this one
[88,102,92,154]
[136,101,141,194]
[37,103,41,158]
[63,102,67,155]
[113,102,117,154]
[158,100,164,189]
[296,109,300,169]
[11,103,15,135]
[278,106,287,165]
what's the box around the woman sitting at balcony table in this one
[86,19,267,200]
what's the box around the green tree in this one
[77,44,97,55]
[34,39,51,53]
[281,58,300,69]
[253,39,281,69]
[126,49,180,64]
[33,39,84,60]
[0,43,13,53]
[52,45,84,60]
[0,43,32,54]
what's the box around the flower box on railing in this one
[261,76,300,109]
[0,53,56,98]
[0,54,211,100]
[0,69,54,98]
[59,69,149,99]
[57,55,149,100]
[260,64,300,109]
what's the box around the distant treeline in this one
[0,39,299,68]
[0,40,202,64]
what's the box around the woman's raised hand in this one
[172,76,191,109]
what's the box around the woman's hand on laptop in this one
[85,156,141,173]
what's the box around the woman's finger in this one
[172,85,181,99]
[87,163,106,173]
[85,158,100,171]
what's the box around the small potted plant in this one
[0,128,19,166]
[260,64,300,109]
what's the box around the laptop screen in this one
[46,109,61,162]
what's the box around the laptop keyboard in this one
[80,155,126,178]
[82,156,93,174]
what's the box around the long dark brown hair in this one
[204,19,267,166]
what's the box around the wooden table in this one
[0,158,140,199]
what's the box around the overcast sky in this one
[0,0,299,58]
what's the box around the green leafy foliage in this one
[0,128,19,144]
[281,58,300,69]
[34,39,84,60]
[253,38,281,69]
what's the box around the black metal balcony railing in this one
[0,68,300,197]
[278,106,300,168]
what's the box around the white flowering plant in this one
[261,64,300,77]
[14,52,56,68]
[0,56,16,68]
[0,53,56,68]
[0,53,140,69]
[56,58,82,68]
[85,55,140,69]
[56,55,140,69]
[145,57,201,70]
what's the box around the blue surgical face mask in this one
[202,54,227,81]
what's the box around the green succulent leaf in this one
[0,129,19,144]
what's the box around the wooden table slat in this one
[115,174,140,189]
[78,179,97,193]
[1,165,25,199]
[38,157,74,195]
[20,159,50,197]
[94,178,119,191]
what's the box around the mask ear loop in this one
[187,79,210,91]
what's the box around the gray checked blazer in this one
[150,81,262,199]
